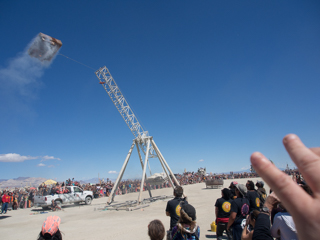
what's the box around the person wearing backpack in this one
[227,184,250,240]
[171,202,200,240]
[246,180,261,212]
[256,181,267,207]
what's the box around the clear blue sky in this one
[0,1,319,181]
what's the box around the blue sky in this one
[0,1,319,181]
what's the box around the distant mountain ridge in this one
[0,177,47,189]
[13,177,30,181]
[0,177,30,183]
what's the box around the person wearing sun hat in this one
[37,215,62,240]
[227,183,250,240]
[171,202,200,240]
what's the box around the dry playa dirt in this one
[0,177,269,240]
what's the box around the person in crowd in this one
[241,210,273,240]
[227,184,250,240]
[166,186,186,239]
[250,133,320,240]
[0,191,2,210]
[246,180,260,212]
[269,183,312,239]
[171,202,200,240]
[255,181,266,206]
[37,215,62,240]
[29,190,34,203]
[62,188,67,194]
[215,188,233,240]
[50,186,56,195]
[229,181,238,199]
[12,195,18,210]
[1,191,10,214]
[270,205,298,240]
[50,200,61,211]
[148,219,165,240]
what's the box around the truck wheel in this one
[85,196,92,205]
[55,200,62,208]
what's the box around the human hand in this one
[245,215,250,226]
[250,134,320,240]
[263,191,280,211]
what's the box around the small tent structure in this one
[42,179,57,186]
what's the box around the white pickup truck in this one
[34,186,93,209]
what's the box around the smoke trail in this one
[0,34,59,118]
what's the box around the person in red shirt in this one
[1,191,10,214]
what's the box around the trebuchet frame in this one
[95,66,180,204]
[107,136,180,204]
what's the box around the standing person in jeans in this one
[1,191,10,214]
[215,188,233,240]
[227,184,250,240]
[165,186,186,240]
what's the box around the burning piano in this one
[146,172,168,186]
[28,33,62,61]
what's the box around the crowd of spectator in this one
[0,167,301,214]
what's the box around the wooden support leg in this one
[107,141,135,204]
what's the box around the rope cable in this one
[58,53,96,71]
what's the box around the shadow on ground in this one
[202,187,222,190]
[32,203,91,212]
[205,230,229,239]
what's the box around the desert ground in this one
[0,177,270,240]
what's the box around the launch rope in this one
[58,53,96,71]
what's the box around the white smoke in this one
[0,52,44,97]
[0,34,59,117]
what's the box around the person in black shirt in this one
[227,183,250,240]
[241,210,273,240]
[246,180,260,211]
[165,186,186,240]
[215,188,233,240]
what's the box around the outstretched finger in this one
[250,152,312,217]
[310,147,320,157]
[283,134,320,195]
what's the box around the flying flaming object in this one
[28,33,62,61]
